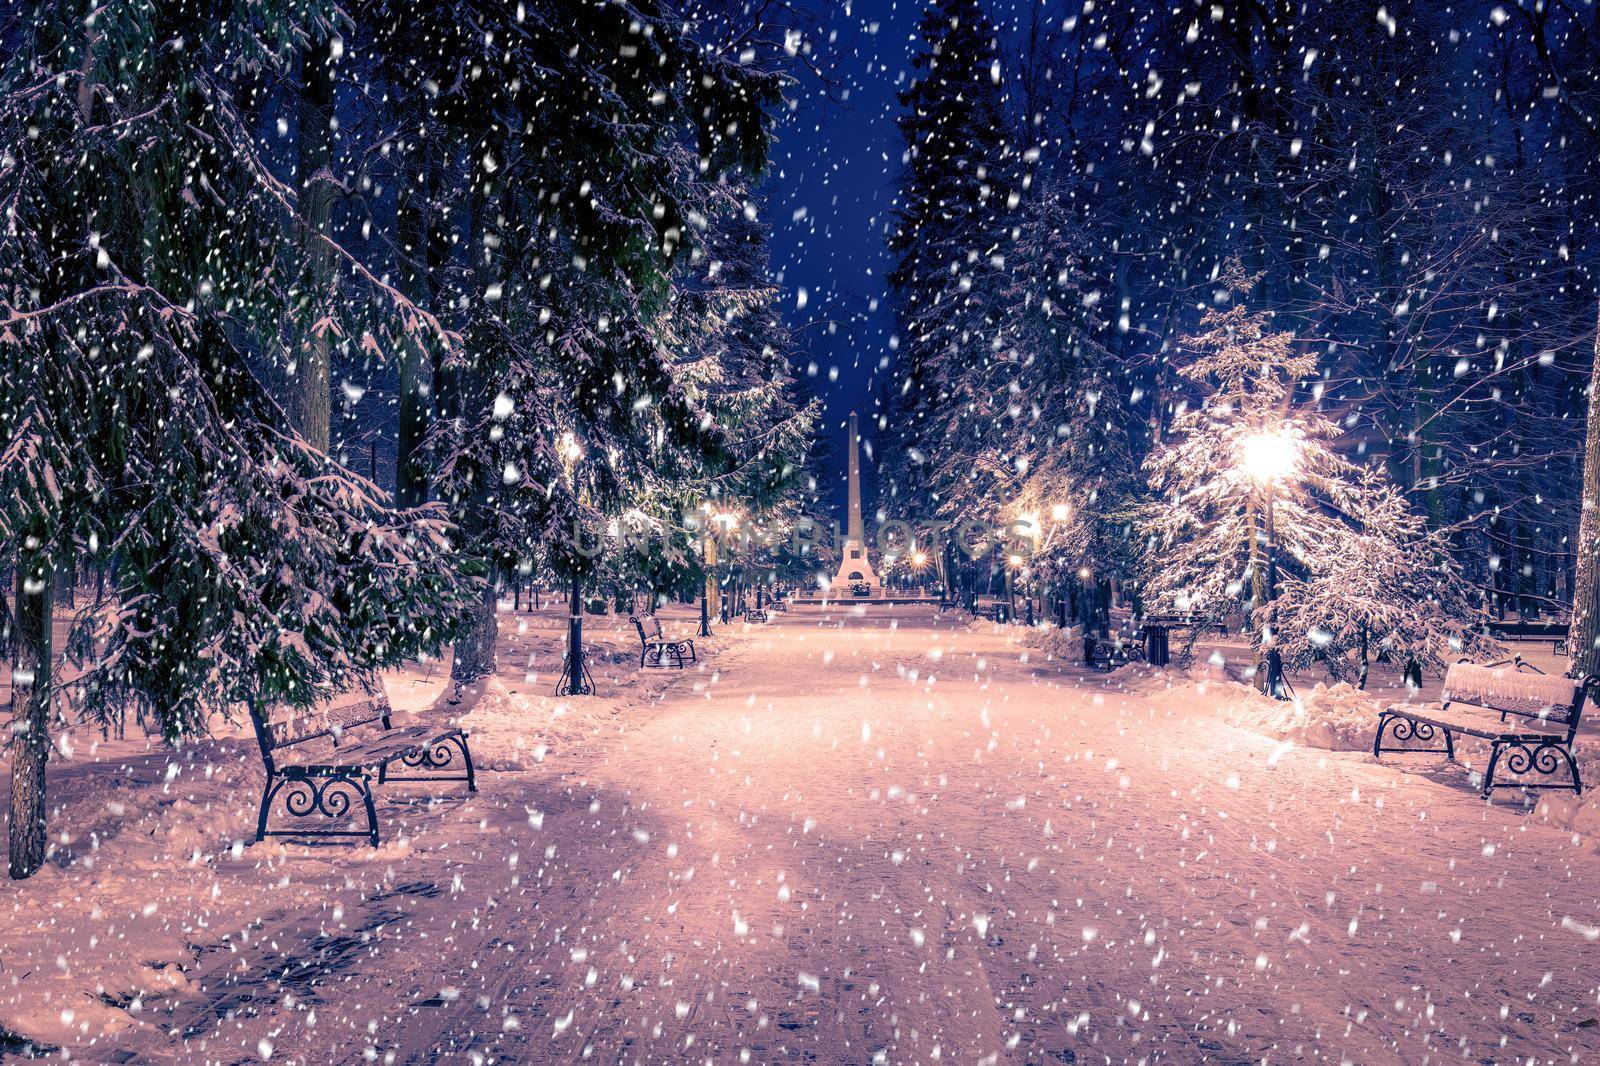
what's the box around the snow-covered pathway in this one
[28,607,1600,1063]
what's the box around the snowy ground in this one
[4,605,1600,1063]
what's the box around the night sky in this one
[763,0,922,507]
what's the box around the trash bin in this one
[1144,624,1170,668]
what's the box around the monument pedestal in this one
[828,538,881,596]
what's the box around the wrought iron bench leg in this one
[1483,740,1583,796]
[256,773,284,842]
[456,734,477,793]
[1481,741,1504,797]
[1373,712,1453,760]
[382,737,477,790]
[255,772,379,846]
[361,777,380,846]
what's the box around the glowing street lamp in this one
[1239,430,1299,485]
[1238,428,1301,700]
[700,505,741,635]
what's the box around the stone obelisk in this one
[829,411,880,595]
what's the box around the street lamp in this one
[714,511,739,623]
[1239,428,1300,700]
[558,431,593,697]
[699,506,740,636]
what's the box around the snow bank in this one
[1529,738,1600,835]
[1130,666,1381,752]
[1223,681,1379,752]
[427,676,631,771]
[1018,623,1084,662]
[936,607,980,627]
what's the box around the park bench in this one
[1083,633,1145,671]
[1142,614,1230,637]
[1373,658,1594,797]
[1485,619,1569,656]
[744,608,769,623]
[630,615,696,668]
[248,682,475,846]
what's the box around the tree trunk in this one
[8,546,54,880]
[1566,306,1600,677]
[291,41,336,452]
[451,575,499,682]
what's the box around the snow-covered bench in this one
[248,682,476,846]
[630,615,695,668]
[1373,658,1593,797]
[744,608,769,623]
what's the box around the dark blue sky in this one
[762,0,923,501]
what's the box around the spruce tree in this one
[0,2,474,878]
[883,0,1011,527]
[362,0,782,683]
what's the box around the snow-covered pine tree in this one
[1272,482,1497,684]
[893,165,1135,621]
[881,0,1011,531]
[0,3,476,879]
[1140,259,1489,675]
[661,199,818,613]
[368,0,782,683]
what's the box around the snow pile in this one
[1231,681,1381,752]
[1018,624,1084,661]
[935,607,982,628]
[1139,669,1380,752]
[1529,737,1600,835]
[431,676,627,771]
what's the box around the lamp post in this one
[699,507,739,636]
[558,432,593,697]
[1048,503,1070,626]
[1239,429,1300,700]
[698,509,713,637]
[715,511,739,623]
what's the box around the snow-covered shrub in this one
[1272,486,1498,681]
